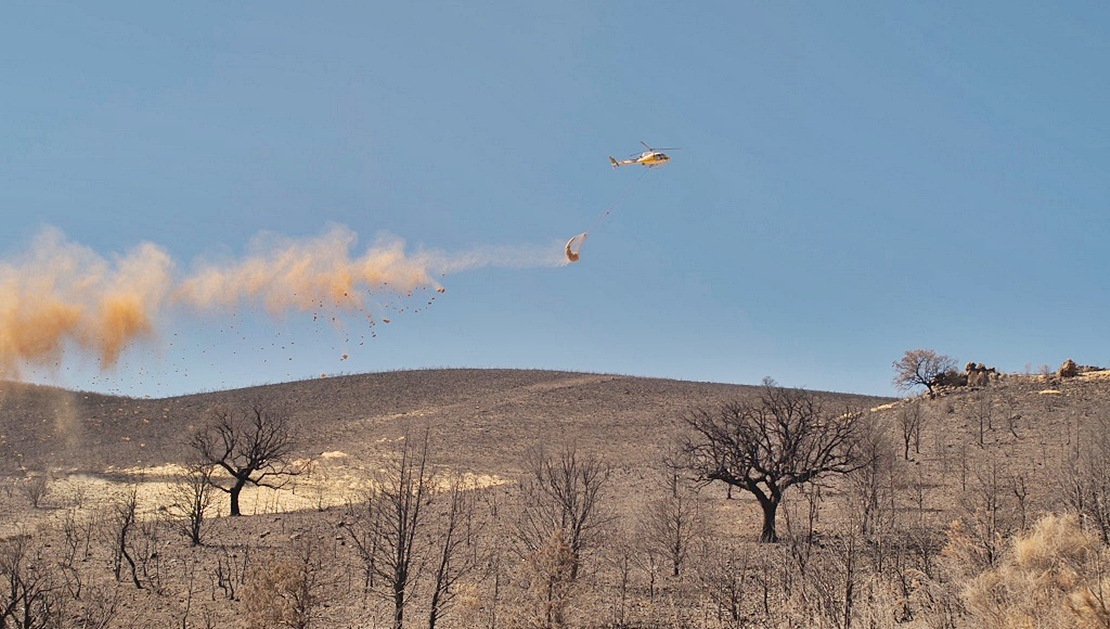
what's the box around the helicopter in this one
[608,141,679,169]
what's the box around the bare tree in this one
[630,534,664,604]
[212,544,250,601]
[341,499,380,596]
[107,486,142,590]
[693,540,751,627]
[638,467,703,578]
[681,378,866,542]
[344,427,435,629]
[190,402,301,517]
[846,416,897,542]
[427,475,481,629]
[999,391,1022,439]
[135,516,169,595]
[516,443,611,581]
[968,392,993,448]
[602,538,635,629]
[892,349,957,395]
[1063,412,1110,545]
[169,462,215,546]
[951,455,1017,572]
[58,508,93,600]
[73,584,121,629]
[898,400,924,460]
[0,536,63,629]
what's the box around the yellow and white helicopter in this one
[609,141,679,169]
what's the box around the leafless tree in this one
[0,536,63,629]
[994,390,1022,440]
[846,416,897,542]
[340,497,380,595]
[73,584,121,629]
[107,486,142,590]
[967,392,993,448]
[630,534,663,603]
[1009,473,1030,532]
[898,400,924,460]
[949,456,1016,574]
[169,462,215,546]
[179,558,200,629]
[1062,412,1110,545]
[58,508,92,600]
[344,427,435,629]
[603,539,635,628]
[892,349,957,395]
[693,540,751,627]
[427,475,481,629]
[808,533,862,629]
[681,378,867,542]
[135,517,169,595]
[212,545,250,601]
[190,402,301,516]
[638,467,703,578]
[516,443,611,580]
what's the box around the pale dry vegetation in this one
[2,367,1110,628]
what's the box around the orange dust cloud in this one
[173,224,569,312]
[0,228,173,377]
[173,225,443,314]
[2,224,570,377]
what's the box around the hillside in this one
[4,367,1108,531]
[3,368,1110,628]
[869,368,1110,512]
[1,368,890,475]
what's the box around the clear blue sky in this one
[2,1,1108,398]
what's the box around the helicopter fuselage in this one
[636,151,669,166]
[609,144,675,168]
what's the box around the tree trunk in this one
[759,498,779,543]
[229,478,247,517]
[393,584,404,629]
[428,599,440,629]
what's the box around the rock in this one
[1057,358,1079,378]
[965,362,998,387]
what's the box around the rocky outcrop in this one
[1057,358,1079,378]
[931,370,967,389]
[966,362,998,387]
[927,362,999,393]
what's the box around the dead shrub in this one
[519,530,577,629]
[241,541,327,629]
[20,474,49,509]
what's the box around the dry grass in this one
[959,513,1110,629]
[3,367,1110,628]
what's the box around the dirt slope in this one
[2,368,891,476]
